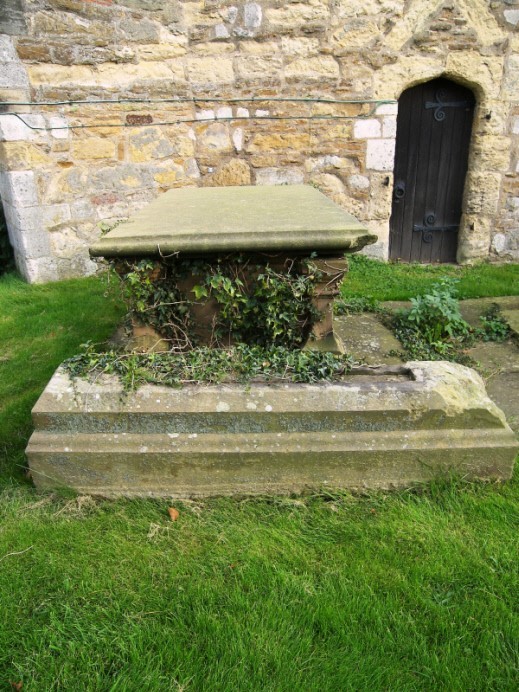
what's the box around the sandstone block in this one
[119,18,160,44]
[246,132,311,154]
[238,40,279,56]
[471,135,512,172]
[310,173,346,199]
[368,173,394,219]
[330,20,380,54]
[15,41,52,62]
[265,2,330,34]
[207,158,251,186]
[281,37,320,57]
[234,55,283,83]
[42,168,87,204]
[153,163,187,188]
[97,62,185,88]
[186,56,234,89]
[72,137,116,160]
[457,219,493,263]
[248,154,278,168]
[90,165,155,195]
[137,42,187,61]
[50,226,88,259]
[190,42,235,56]
[284,56,340,83]
[446,53,504,101]
[255,167,304,185]
[373,56,444,100]
[0,170,39,207]
[41,203,72,231]
[129,128,176,163]
[27,63,96,87]
[0,142,51,170]
[464,171,501,215]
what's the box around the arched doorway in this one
[389,77,475,263]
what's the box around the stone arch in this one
[372,54,504,263]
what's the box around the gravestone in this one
[90,185,377,352]
[26,185,517,495]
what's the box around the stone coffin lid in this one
[89,185,377,258]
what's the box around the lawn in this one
[342,255,519,301]
[0,266,518,690]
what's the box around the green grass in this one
[0,269,518,690]
[0,272,124,485]
[341,255,519,301]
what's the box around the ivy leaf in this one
[192,284,208,300]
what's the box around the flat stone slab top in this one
[26,361,517,497]
[89,185,376,258]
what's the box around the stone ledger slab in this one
[89,185,376,258]
[26,361,517,497]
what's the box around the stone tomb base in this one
[26,362,517,497]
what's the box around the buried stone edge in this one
[26,361,518,497]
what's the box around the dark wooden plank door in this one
[389,78,475,263]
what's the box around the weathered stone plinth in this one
[26,362,517,497]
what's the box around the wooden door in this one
[389,78,475,263]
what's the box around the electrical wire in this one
[0,96,397,131]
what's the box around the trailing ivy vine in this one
[65,343,356,390]
[112,254,323,350]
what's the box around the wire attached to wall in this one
[0,96,397,132]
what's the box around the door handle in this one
[394,182,406,199]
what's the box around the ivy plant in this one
[113,255,323,350]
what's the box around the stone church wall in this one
[0,0,517,282]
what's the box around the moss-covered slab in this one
[333,313,403,365]
[26,361,517,497]
[89,185,376,258]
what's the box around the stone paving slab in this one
[466,341,519,433]
[333,313,403,365]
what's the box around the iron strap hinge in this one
[412,224,458,233]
